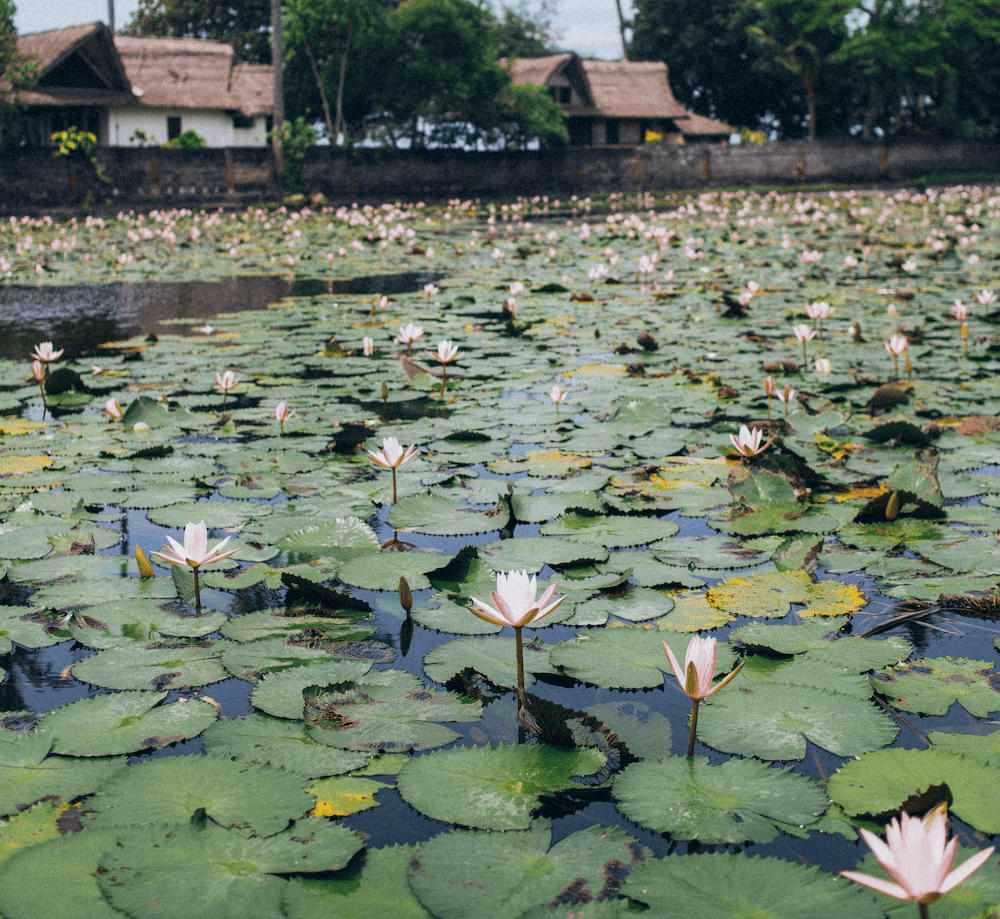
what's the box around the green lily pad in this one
[541,512,679,548]
[396,743,606,830]
[872,656,1000,717]
[337,550,454,591]
[71,642,229,690]
[613,756,827,844]
[423,636,554,689]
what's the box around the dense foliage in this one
[630,0,1000,139]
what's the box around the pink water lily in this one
[150,521,237,614]
[841,805,994,913]
[730,424,768,459]
[885,333,909,378]
[31,360,44,383]
[31,341,63,363]
[104,399,123,422]
[215,369,240,392]
[975,289,995,307]
[427,339,461,365]
[362,336,375,357]
[397,323,424,350]
[663,635,743,755]
[367,436,418,502]
[951,301,969,322]
[805,301,832,321]
[550,385,567,407]
[793,323,816,363]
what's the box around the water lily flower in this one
[951,301,969,322]
[806,301,832,322]
[362,336,375,357]
[885,333,909,378]
[104,399,123,422]
[367,436,419,502]
[469,569,565,705]
[31,360,44,383]
[841,805,994,916]
[215,369,240,411]
[550,385,568,409]
[975,289,995,307]
[427,339,461,365]
[777,384,796,416]
[31,342,63,364]
[730,424,769,459]
[275,401,293,434]
[793,323,816,364]
[762,376,776,417]
[815,358,832,374]
[423,283,439,298]
[662,635,743,756]
[196,324,215,335]
[397,323,424,350]
[843,255,859,269]
[888,303,901,319]
[150,521,237,614]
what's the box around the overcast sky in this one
[15,0,633,58]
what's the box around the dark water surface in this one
[0,271,442,360]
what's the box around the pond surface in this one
[0,189,998,919]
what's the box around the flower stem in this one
[192,567,202,615]
[440,366,447,399]
[391,468,398,504]
[918,904,930,919]
[514,626,526,702]
[686,698,700,757]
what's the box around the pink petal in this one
[940,847,995,894]
[839,871,911,902]
[661,641,688,694]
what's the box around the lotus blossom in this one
[663,635,743,755]
[730,424,769,459]
[885,333,909,378]
[367,436,419,502]
[275,401,293,434]
[31,342,63,363]
[469,570,566,707]
[841,805,994,912]
[215,369,239,410]
[975,289,995,307]
[805,301,832,322]
[150,521,237,614]
[427,339,461,365]
[793,323,816,364]
[777,384,795,416]
[397,323,425,350]
[550,385,567,407]
[104,399,123,422]
[951,301,969,322]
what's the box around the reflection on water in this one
[0,271,443,360]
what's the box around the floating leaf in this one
[396,744,605,830]
[872,657,1000,717]
[423,636,554,689]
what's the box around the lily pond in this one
[0,187,998,918]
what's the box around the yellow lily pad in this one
[307,776,386,817]
[0,455,55,476]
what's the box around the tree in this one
[631,0,800,134]
[494,82,567,147]
[0,0,38,151]
[284,0,387,143]
[492,0,559,57]
[374,0,510,147]
[746,0,851,140]
[125,0,271,62]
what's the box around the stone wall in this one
[1,141,997,211]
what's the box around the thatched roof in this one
[14,24,272,116]
[115,36,272,116]
[505,53,734,137]
[579,60,687,120]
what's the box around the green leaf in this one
[41,691,217,756]
[873,657,1000,717]
[304,670,481,753]
[423,636,553,689]
[622,853,883,919]
[276,517,379,559]
[541,512,679,548]
[927,729,1000,767]
[477,537,608,573]
[98,820,364,919]
[71,642,229,690]
[284,845,429,919]
[389,495,509,535]
[613,756,827,844]
[828,748,1000,833]
[732,620,912,671]
[337,549,454,591]
[585,701,672,760]
[396,744,606,830]
[251,660,373,720]
[201,714,371,777]
[698,677,897,760]
[408,823,647,919]
[550,628,736,690]
[87,755,313,836]
[566,587,674,625]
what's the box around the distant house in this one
[12,22,273,147]
[503,53,732,146]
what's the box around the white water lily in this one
[31,341,63,363]
[469,570,565,629]
[215,369,240,392]
[104,399,123,421]
[150,521,237,571]
[427,339,461,365]
[397,323,425,348]
[729,424,768,458]
[367,436,419,503]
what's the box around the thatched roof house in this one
[503,53,732,145]
[11,22,273,147]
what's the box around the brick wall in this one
[1,141,997,211]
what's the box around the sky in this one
[14,0,634,58]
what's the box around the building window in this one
[167,116,182,141]
[232,114,255,129]
[558,86,572,105]
[606,120,619,144]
